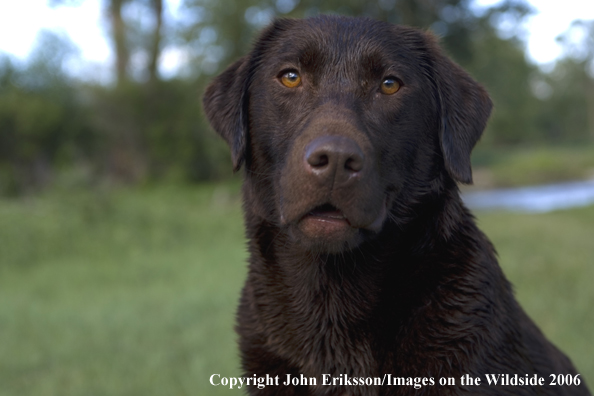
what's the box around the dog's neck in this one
[241,186,502,379]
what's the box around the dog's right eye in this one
[280,71,301,88]
[380,77,401,95]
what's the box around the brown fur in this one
[203,16,590,396]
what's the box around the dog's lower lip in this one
[307,209,347,221]
[305,215,350,227]
[305,204,350,222]
[299,206,352,237]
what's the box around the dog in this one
[203,15,590,396]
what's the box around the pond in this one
[462,179,594,213]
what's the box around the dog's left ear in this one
[203,56,250,171]
[424,33,493,184]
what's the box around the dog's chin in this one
[293,221,362,254]
[296,215,361,253]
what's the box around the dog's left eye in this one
[380,77,401,95]
[280,71,301,88]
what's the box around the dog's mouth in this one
[301,203,351,227]
[299,203,352,236]
[282,195,389,252]
[297,200,388,243]
[307,203,350,222]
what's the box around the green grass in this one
[471,144,594,188]
[0,184,247,396]
[476,208,594,382]
[0,184,592,395]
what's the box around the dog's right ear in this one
[203,56,250,172]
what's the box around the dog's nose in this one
[304,136,364,184]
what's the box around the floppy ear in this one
[203,56,250,171]
[425,34,493,184]
[203,19,297,172]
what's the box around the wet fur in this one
[203,16,590,396]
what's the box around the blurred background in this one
[0,0,592,395]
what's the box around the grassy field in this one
[0,183,592,395]
[470,144,594,188]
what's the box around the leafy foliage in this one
[0,0,593,194]
[0,31,95,194]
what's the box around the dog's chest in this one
[261,264,383,387]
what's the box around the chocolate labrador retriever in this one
[203,15,590,396]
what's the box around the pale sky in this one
[0,0,593,81]
[476,0,594,65]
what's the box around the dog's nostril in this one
[308,153,329,168]
[345,156,363,172]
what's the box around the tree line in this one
[0,0,592,194]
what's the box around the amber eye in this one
[280,71,301,88]
[381,77,401,95]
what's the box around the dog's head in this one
[203,16,492,253]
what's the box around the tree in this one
[50,0,165,84]
[556,20,594,140]
[147,0,163,83]
[109,0,130,84]
[0,30,95,194]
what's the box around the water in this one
[462,179,594,213]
